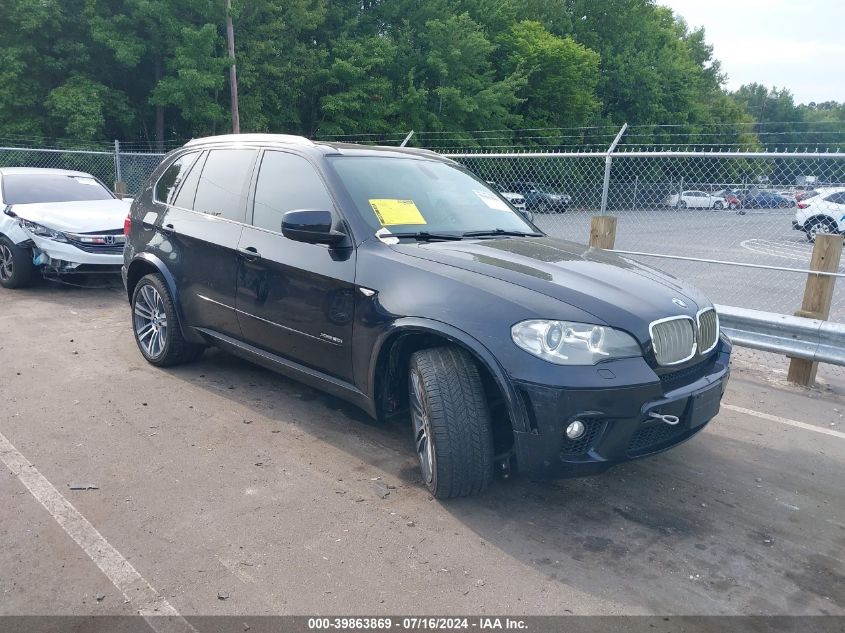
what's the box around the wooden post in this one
[589,215,617,250]
[114,181,127,200]
[787,233,844,386]
[225,0,240,134]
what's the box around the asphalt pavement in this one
[1,280,844,618]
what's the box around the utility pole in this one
[225,0,240,134]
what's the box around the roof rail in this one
[184,134,314,147]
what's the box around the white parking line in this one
[0,430,195,633]
[723,403,845,440]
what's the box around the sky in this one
[661,0,845,104]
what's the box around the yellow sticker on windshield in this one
[369,199,427,226]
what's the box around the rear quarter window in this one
[155,152,201,205]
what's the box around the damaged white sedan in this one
[0,168,130,288]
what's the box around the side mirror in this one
[282,209,346,245]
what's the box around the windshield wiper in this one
[461,229,543,238]
[390,231,465,242]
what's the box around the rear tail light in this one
[798,202,809,209]
[123,215,132,236]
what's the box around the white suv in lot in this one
[664,190,725,209]
[0,168,130,288]
[792,187,845,242]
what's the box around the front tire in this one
[0,237,37,289]
[679,201,688,209]
[713,200,724,210]
[131,273,203,366]
[408,347,494,499]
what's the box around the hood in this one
[11,199,130,233]
[390,236,710,337]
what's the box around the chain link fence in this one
[0,144,166,197]
[448,149,845,320]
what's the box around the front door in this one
[235,150,356,382]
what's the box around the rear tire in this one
[131,273,204,366]
[0,237,37,289]
[713,200,724,210]
[806,218,837,243]
[408,347,494,499]
[679,201,687,209]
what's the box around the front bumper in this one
[511,340,731,478]
[29,235,124,271]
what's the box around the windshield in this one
[329,157,538,236]
[2,174,114,204]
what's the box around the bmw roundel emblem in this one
[672,297,688,309]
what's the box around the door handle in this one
[238,246,262,261]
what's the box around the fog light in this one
[565,420,586,440]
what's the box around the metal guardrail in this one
[716,304,845,366]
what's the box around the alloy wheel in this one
[0,244,13,282]
[133,284,168,358]
[808,221,832,242]
[409,369,435,484]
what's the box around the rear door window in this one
[193,149,258,222]
[252,151,334,232]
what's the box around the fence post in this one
[600,123,627,214]
[589,216,617,250]
[631,175,638,209]
[113,140,127,199]
[787,233,844,386]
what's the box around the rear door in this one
[235,150,356,381]
[158,147,258,337]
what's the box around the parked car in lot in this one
[713,189,743,210]
[486,181,534,222]
[0,168,130,289]
[123,134,731,498]
[795,189,819,202]
[510,181,571,212]
[738,190,796,210]
[792,187,845,242]
[664,190,726,209]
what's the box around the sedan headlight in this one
[19,219,67,242]
[511,320,641,365]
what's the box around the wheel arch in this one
[802,214,840,231]
[369,319,529,453]
[126,253,200,343]
[0,221,31,245]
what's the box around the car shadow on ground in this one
[160,346,845,615]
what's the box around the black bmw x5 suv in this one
[123,134,731,498]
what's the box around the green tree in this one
[498,21,600,134]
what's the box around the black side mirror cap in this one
[282,209,346,245]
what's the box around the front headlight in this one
[19,219,67,242]
[511,319,641,365]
